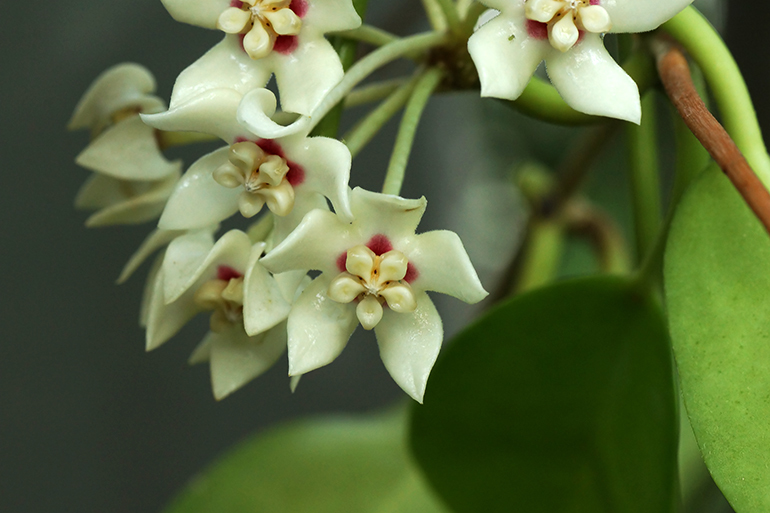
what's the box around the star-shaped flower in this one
[142,88,352,244]
[260,188,488,402]
[468,0,693,123]
[69,64,182,226]
[146,229,305,399]
[160,0,361,116]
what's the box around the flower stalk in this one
[382,68,444,196]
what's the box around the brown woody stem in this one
[655,39,770,235]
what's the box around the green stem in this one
[308,31,449,132]
[421,0,448,32]
[344,75,420,158]
[513,219,566,294]
[382,68,444,196]
[627,92,662,261]
[332,25,398,47]
[663,6,770,187]
[434,0,462,36]
[344,79,408,108]
[510,50,655,125]
[310,0,369,138]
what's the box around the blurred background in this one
[0,0,765,511]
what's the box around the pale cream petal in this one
[263,34,343,116]
[260,208,351,275]
[81,173,180,227]
[76,117,181,180]
[236,88,311,138]
[374,292,443,403]
[349,187,427,242]
[243,243,293,335]
[167,36,271,112]
[146,268,201,351]
[158,147,242,230]
[286,276,358,375]
[140,252,164,328]
[405,230,488,304]
[208,323,287,400]
[604,0,694,33]
[162,231,216,304]
[301,0,361,33]
[118,228,186,284]
[188,335,213,365]
[545,34,641,123]
[69,63,164,132]
[279,134,353,221]
[161,0,230,29]
[142,88,247,143]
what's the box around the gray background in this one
[1,1,766,512]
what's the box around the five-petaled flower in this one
[142,88,353,244]
[260,188,488,403]
[468,0,693,123]
[159,0,361,115]
[69,64,182,226]
[146,229,305,399]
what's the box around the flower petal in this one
[142,89,247,143]
[69,63,165,132]
[263,34,343,115]
[405,230,488,304]
[161,0,229,29]
[272,189,329,244]
[349,187,427,242]
[188,335,212,364]
[118,228,187,284]
[468,11,547,101]
[302,0,361,33]
[78,173,179,227]
[146,268,200,351]
[76,117,181,180]
[167,36,271,111]
[286,276,358,375]
[545,34,641,123]
[374,291,442,403]
[604,0,694,34]
[280,134,353,220]
[243,244,293,335]
[237,88,311,139]
[261,208,350,275]
[163,229,252,304]
[158,147,242,230]
[140,253,164,328]
[207,323,287,400]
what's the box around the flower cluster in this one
[69,0,694,402]
[69,0,490,402]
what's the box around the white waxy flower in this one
[260,188,489,403]
[468,0,694,123]
[69,64,182,226]
[146,229,305,399]
[159,0,361,115]
[142,88,352,244]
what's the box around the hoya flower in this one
[468,0,693,123]
[160,0,361,115]
[260,188,488,402]
[146,229,304,398]
[69,64,182,226]
[142,88,352,243]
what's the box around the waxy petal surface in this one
[604,0,693,33]
[375,292,443,403]
[286,276,358,375]
[546,34,641,123]
[161,0,228,29]
[158,147,242,230]
[243,246,293,335]
[76,117,181,180]
[468,11,548,100]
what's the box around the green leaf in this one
[665,164,770,513]
[410,276,678,513]
[165,409,448,513]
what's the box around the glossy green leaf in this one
[165,410,448,513]
[410,276,677,513]
[665,165,770,513]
